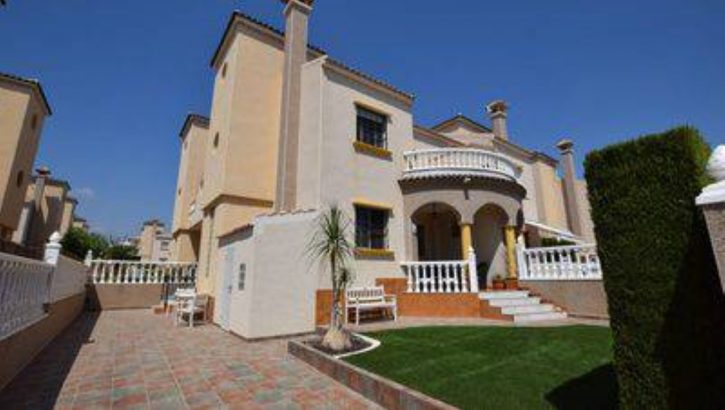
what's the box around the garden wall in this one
[87,283,164,310]
[520,280,608,319]
[0,292,85,390]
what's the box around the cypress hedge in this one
[584,126,725,409]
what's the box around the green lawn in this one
[345,326,617,410]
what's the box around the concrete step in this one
[479,290,530,300]
[513,311,568,323]
[502,304,555,315]
[488,297,541,307]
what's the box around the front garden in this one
[344,326,617,410]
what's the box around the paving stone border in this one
[288,340,456,410]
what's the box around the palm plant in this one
[308,205,354,351]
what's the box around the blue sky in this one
[1,0,723,237]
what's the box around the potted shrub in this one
[492,274,505,290]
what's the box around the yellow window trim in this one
[354,247,395,259]
[353,140,392,160]
[354,101,390,118]
[353,198,393,211]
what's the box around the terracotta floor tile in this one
[0,310,378,409]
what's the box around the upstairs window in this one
[356,106,387,149]
[355,205,388,249]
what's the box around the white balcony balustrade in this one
[517,244,602,280]
[401,248,479,293]
[88,260,197,285]
[0,253,54,340]
[402,148,520,181]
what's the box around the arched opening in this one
[473,204,510,287]
[411,202,461,261]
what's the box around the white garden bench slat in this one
[345,286,397,325]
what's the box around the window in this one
[356,106,387,149]
[238,263,246,290]
[355,206,388,249]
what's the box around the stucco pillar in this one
[504,225,517,279]
[696,145,725,294]
[460,223,472,260]
[556,139,584,236]
[274,0,313,212]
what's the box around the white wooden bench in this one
[345,286,397,325]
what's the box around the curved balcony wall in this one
[402,148,520,182]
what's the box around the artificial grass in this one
[344,326,617,410]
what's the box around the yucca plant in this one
[308,205,354,351]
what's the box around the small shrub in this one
[584,126,725,409]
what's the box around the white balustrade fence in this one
[89,260,197,286]
[402,249,479,293]
[403,148,519,181]
[0,252,54,340]
[518,244,602,280]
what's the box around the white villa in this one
[168,0,604,339]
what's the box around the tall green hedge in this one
[584,126,725,409]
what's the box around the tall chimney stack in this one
[33,166,51,212]
[486,100,509,141]
[275,0,314,212]
[556,139,583,236]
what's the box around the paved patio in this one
[0,310,379,410]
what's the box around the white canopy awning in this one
[524,220,583,243]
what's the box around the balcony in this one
[188,199,202,227]
[402,148,520,181]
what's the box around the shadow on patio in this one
[0,312,100,409]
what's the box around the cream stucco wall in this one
[0,81,46,237]
[171,119,207,235]
[202,24,284,210]
[193,21,285,291]
[60,198,76,236]
[297,60,414,286]
[532,161,569,231]
[24,181,68,247]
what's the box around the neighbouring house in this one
[12,167,82,249]
[71,216,89,231]
[134,219,172,261]
[170,0,605,339]
[0,72,51,244]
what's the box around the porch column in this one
[460,223,473,260]
[504,225,517,278]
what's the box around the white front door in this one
[218,247,235,330]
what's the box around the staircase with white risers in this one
[479,290,568,323]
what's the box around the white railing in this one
[401,248,479,293]
[0,252,54,340]
[402,148,519,181]
[518,244,602,280]
[88,260,197,285]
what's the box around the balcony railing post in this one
[468,247,479,292]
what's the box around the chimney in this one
[275,0,314,212]
[33,166,51,212]
[486,100,509,141]
[556,139,584,236]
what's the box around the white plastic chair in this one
[176,294,208,328]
